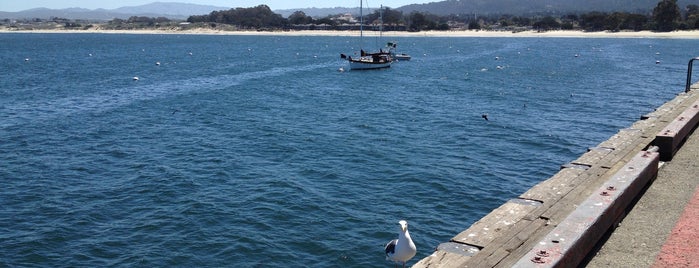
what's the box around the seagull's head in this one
[399,220,408,232]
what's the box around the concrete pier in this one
[413,82,699,268]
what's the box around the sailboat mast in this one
[380,4,383,39]
[359,0,363,49]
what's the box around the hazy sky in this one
[0,0,432,12]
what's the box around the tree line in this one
[4,0,695,32]
[179,1,696,32]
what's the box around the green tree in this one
[314,17,337,27]
[686,4,699,29]
[533,16,560,30]
[407,12,428,32]
[653,0,681,31]
[288,11,312,25]
[687,4,699,17]
[468,21,481,30]
[512,16,532,27]
[366,7,404,26]
[186,5,286,29]
[580,12,608,31]
[622,14,649,31]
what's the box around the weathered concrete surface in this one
[413,84,699,268]
[585,117,699,267]
[651,186,699,268]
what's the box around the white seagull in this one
[385,220,416,268]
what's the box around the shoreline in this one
[2,28,699,38]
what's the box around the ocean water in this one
[0,33,695,267]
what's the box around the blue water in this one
[0,33,695,267]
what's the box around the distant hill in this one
[0,2,230,21]
[267,0,699,19]
[4,0,699,21]
[397,0,699,16]
[111,2,229,17]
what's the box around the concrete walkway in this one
[585,125,699,267]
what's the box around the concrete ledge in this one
[653,99,699,161]
[512,150,659,267]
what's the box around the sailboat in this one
[340,0,392,70]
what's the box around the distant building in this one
[333,13,357,23]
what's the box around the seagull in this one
[385,220,416,268]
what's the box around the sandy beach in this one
[2,27,698,38]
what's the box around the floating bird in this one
[133,76,139,81]
[482,114,489,121]
[338,67,345,72]
[155,61,161,66]
[385,220,416,268]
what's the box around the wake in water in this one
[0,62,336,129]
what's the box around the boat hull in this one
[349,60,392,70]
[394,54,411,61]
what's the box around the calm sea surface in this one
[0,33,696,267]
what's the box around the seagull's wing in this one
[385,239,398,257]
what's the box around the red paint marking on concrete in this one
[652,186,699,268]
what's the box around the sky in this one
[0,0,434,12]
